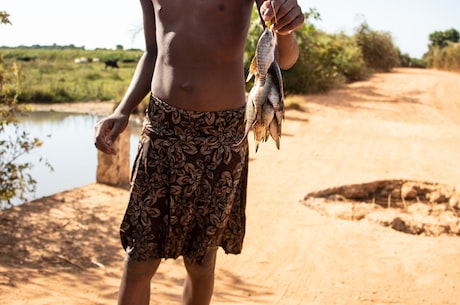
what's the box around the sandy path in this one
[1,68,460,305]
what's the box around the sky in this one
[1,0,459,59]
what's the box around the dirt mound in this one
[302,179,460,236]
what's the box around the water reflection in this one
[7,111,141,205]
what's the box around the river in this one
[3,111,141,205]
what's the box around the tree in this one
[425,28,460,71]
[429,28,460,49]
[0,11,51,208]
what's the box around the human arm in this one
[94,0,157,155]
[256,0,304,69]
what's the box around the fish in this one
[267,61,284,145]
[246,27,275,86]
[254,92,276,152]
[237,27,285,151]
[240,73,275,143]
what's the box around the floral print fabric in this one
[120,95,249,263]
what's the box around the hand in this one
[94,112,129,155]
[260,0,305,35]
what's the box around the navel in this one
[218,3,225,11]
[181,81,194,92]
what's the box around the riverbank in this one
[2,68,460,305]
[25,101,116,116]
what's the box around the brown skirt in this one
[120,95,249,263]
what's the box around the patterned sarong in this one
[120,95,249,263]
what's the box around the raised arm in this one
[256,0,304,69]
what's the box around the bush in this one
[0,12,52,207]
[284,28,346,94]
[282,26,368,94]
[354,22,400,72]
[425,42,460,72]
[245,9,374,95]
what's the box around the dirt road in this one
[1,68,459,305]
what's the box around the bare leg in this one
[118,256,161,305]
[182,248,218,305]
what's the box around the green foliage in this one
[0,13,53,207]
[284,28,345,94]
[0,63,41,207]
[354,22,400,72]
[244,8,404,95]
[280,19,369,94]
[0,47,142,103]
[410,58,428,69]
[0,125,50,208]
[424,28,460,72]
[330,33,369,82]
[428,28,460,49]
[397,50,427,69]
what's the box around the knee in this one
[123,255,161,281]
[184,249,217,279]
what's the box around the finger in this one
[95,137,117,155]
[260,1,272,23]
[94,137,116,155]
[264,0,288,22]
[272,6,304,34]
[94,121,117,155]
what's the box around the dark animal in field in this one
[17,56,35,62]
[105,60,119,69]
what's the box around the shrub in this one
[283,26,368,94]
[0,12,52,207]
[354,22,400,72]
[245,8,370,95]
[426,42,460,72]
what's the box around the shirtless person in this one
[94,0,304,304]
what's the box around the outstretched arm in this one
[256,0,304,69]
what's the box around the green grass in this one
[1,47,143,103]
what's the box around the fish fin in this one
[236,93,257,147]
[269,118,281,149]
[246,55,257,82]
[253,122,265,142]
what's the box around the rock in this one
[407,203,431,216]
[429,191,448,203]
[449,196,459,208]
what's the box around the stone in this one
[96,126,131,189]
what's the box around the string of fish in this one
[239,1,285,152]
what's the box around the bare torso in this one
[150,0,255,111]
